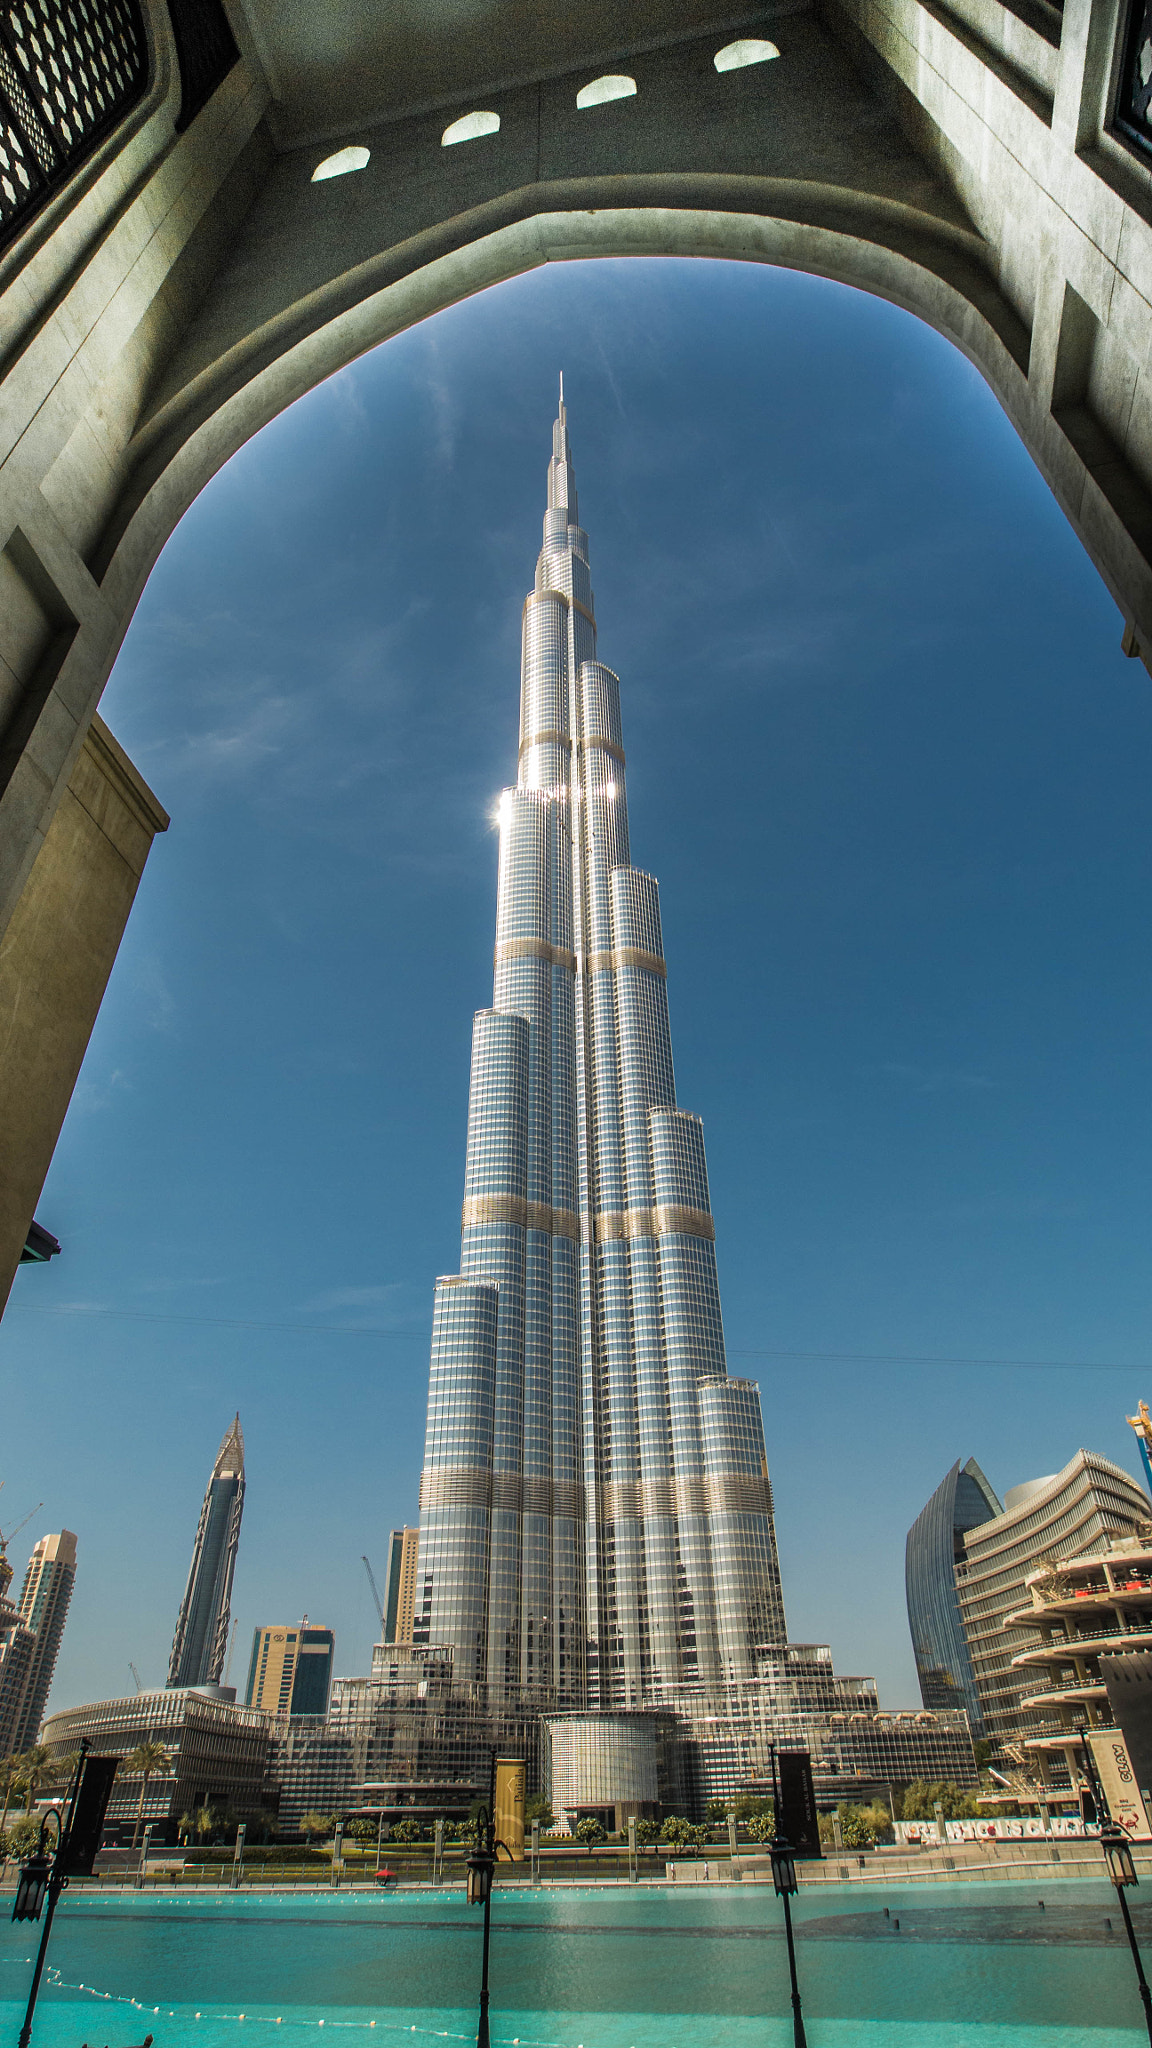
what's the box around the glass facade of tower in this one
[905,1456,1001,1731]
[415,395,786,1709]
[168,1416,246,1689]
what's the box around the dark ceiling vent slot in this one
[167,0,238,133]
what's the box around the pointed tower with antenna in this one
[414,385,787,1709]
[167,1415,245,1690]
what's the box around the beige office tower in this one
[245,1621,334,1717]
[384,1528,419,1644]
[2,1532,78,1751]
[0,1541,35,1756]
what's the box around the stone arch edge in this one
[0,190,1107,930]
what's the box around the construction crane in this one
[129,1663,142,1693]
[361,1555,385,1633]
[1128,1401,1152,1497]
[0,1499,43,1553]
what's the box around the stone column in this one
[0,715,168,1307]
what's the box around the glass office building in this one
[905,1456,1002,1731]
[416,390,787,1709]
[168,1415,246,1688]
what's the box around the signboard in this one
[1088,1728,1152,1841]
[494,1756,525,1862]
[59,1755,119,1875]
[777,1750,822,1859]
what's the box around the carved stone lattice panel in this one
[0,0,147,246]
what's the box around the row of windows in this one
[311,41,782,181]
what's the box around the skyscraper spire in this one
[415,402,786,1710]
[168,1415,245,1689]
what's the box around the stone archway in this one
[1,0,1150,1297]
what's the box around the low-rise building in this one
[40,1687,276,1842]
[269,1648,541,1833]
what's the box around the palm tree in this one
[19,1746,52,1813]
[299,1811,334,1847]
[0,1757,23,1832]
[125,1741,170,1849]
[194,1803,215,1843]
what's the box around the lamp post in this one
[1080,1731,1152,2044]
[13,1742,119,2048]
[466,1805,496,2048]
[466,1756,510,2048]
[768,1746,808,2048]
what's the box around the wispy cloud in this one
[872,1060,997,1094]
[301,1284,406,1312]
[71,1067,130,1114]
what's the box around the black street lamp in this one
[1080,1729,1152,2044]
[13,1807,66,2048]
[466,1762,510,2048]
[768,1747,808,2048]
[12,1741,120,2048]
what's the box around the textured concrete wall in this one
[0,717,168,1308]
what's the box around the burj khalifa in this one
[414,386,786,1712]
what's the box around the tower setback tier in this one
[416,391,786,1708]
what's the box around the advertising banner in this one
[494,1756,526,1862]
[59,1755,119,1875]
[1088,1728,1152,1840]
[777,1749,822,1859]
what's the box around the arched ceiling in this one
[228,0,787,144]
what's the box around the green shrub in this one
[574,1816,606,1852]
[390,1819,424,1843]
[897,1781,979,1823]
[836,1801,894,1848]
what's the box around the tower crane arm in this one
[361,1555,385,1629]
[0,1501,42,1547]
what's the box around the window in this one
[442,111,500,145]
[713,39,780,71]
[576,76,637,109]
[312,146,370,181]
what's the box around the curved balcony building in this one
[415,390,787,1709]
[1007,1529,1152,1787]
[956,1449,1150,1750]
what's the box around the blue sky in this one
[4,255,1151,1713]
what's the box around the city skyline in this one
[1,258,1150,1716]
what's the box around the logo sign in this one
[1089,1730,1152,1840]
[777,1750,822,1859]
[494,1757,525,1863]
[59,1756,119,1875]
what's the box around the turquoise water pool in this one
[0,1881,1148,2048]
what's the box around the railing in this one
[0,0,149,251]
